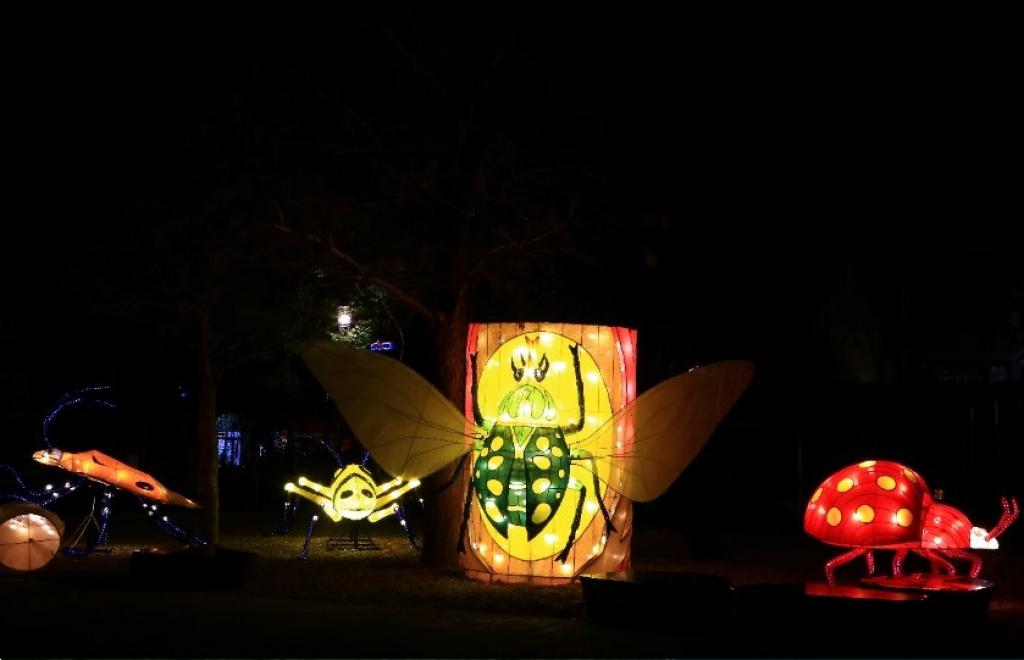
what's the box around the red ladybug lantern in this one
[804,460,1019,583]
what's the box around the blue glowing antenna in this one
[42,386,117,449]
[319,438,344,469]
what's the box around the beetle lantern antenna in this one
[43,385,117,449]
[361,450,370,467]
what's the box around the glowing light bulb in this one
[561,562,574,574]
[544,533,557,544]
[539,333,554,345]
[312,515,319,522]
[585,501,599,514]
[494,553,504,564]
[551,361,567,373]
[586,372,599,383]
[45,484,53,491]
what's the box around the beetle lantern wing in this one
[578,360,754,502]
[302,340,473,481]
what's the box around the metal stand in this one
[326,520,379,551]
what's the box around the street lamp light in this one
[336,305,352,334]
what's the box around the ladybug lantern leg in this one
[892,548,910,576]
[938,548,983,578]
[824,547,869,584]
[864,549,877,575]
[919,548,956,575]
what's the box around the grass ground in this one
[2,510,1022,658]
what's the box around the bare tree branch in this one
[272,219,438,323]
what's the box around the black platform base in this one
[580,571,734,634]
[130,546,254,589]
[581,571,997,655]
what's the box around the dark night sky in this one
[4,15,1021,505]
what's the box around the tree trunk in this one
[194,309,220,545]
[421,298,469,568]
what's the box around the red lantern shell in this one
[804,460,931,549]
[921,502,972,549]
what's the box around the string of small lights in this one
[43,386,116,449]
[300,514,320,559]
[139,498,209,547]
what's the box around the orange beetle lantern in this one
[805,460,1019,583]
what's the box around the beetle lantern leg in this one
[456,479,474,554]
[865,549,876,575]
[556,484,588,564]
[588,457,616,533]
[825,548,866,584]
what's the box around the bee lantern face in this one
[332,465,378,521]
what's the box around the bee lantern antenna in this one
[318,438,345,469]
[43,385,117,449]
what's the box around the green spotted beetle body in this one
[471,384,572,540]
[462,339,613,562]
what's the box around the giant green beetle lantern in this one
[302,322,753,584]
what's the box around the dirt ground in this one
[1,511,1021,658]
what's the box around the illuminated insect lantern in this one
[0,503,64,572]
[33,448,199,509]
[281,463,421,557]
[805,460,1020,583]
[0,387,206,555]
[302,322,754,584]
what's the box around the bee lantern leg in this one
[556,483,588,564]
[824,548,868,584]
[272,494,300,535]
[300,514,321,560]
